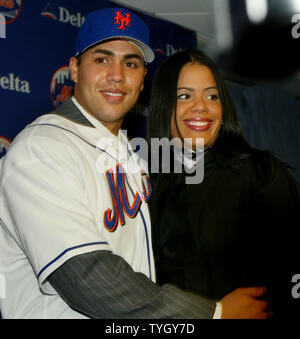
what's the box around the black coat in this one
[150,150,300,319]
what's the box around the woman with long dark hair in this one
[147,49,300,319]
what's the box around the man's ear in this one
[140,67,148,92]
[69,57,79,84]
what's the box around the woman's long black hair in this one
[147,49,273,181]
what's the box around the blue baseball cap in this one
[75,7,155,63]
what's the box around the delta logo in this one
[0,0,22,24]
[41,2,85,28]
[155,44,183,57]
[0,72,30,93]
[0,137,11,158]
[50,65,73,109]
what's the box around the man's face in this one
[69,39,147,135]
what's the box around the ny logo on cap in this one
[114,11,131,30]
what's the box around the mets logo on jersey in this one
[104,164,152,232]
[0,137,11,158]
[114,10,130,30]
[50,65,73,108]
[0,0,22,24]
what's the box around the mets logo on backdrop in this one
[0,0,22,24]
[50,66,73,109]
[114,11,130,30]
[0,137,11,158]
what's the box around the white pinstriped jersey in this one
[0,97,154,318]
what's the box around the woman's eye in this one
[207,94,219,101]
[177,93,189,100]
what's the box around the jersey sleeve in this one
[1,135,111,294]
[48,250,216,319]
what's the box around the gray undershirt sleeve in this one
[47,250,216,319]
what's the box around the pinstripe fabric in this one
[48,250,216,319]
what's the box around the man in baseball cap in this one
[67,7,154,136]
[0,7,270,319]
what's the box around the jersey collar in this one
[55,97,95,128]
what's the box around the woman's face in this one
[172,62,223,149]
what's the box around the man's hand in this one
[220,287,273,319]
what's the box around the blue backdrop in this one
[0,0,197,155]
